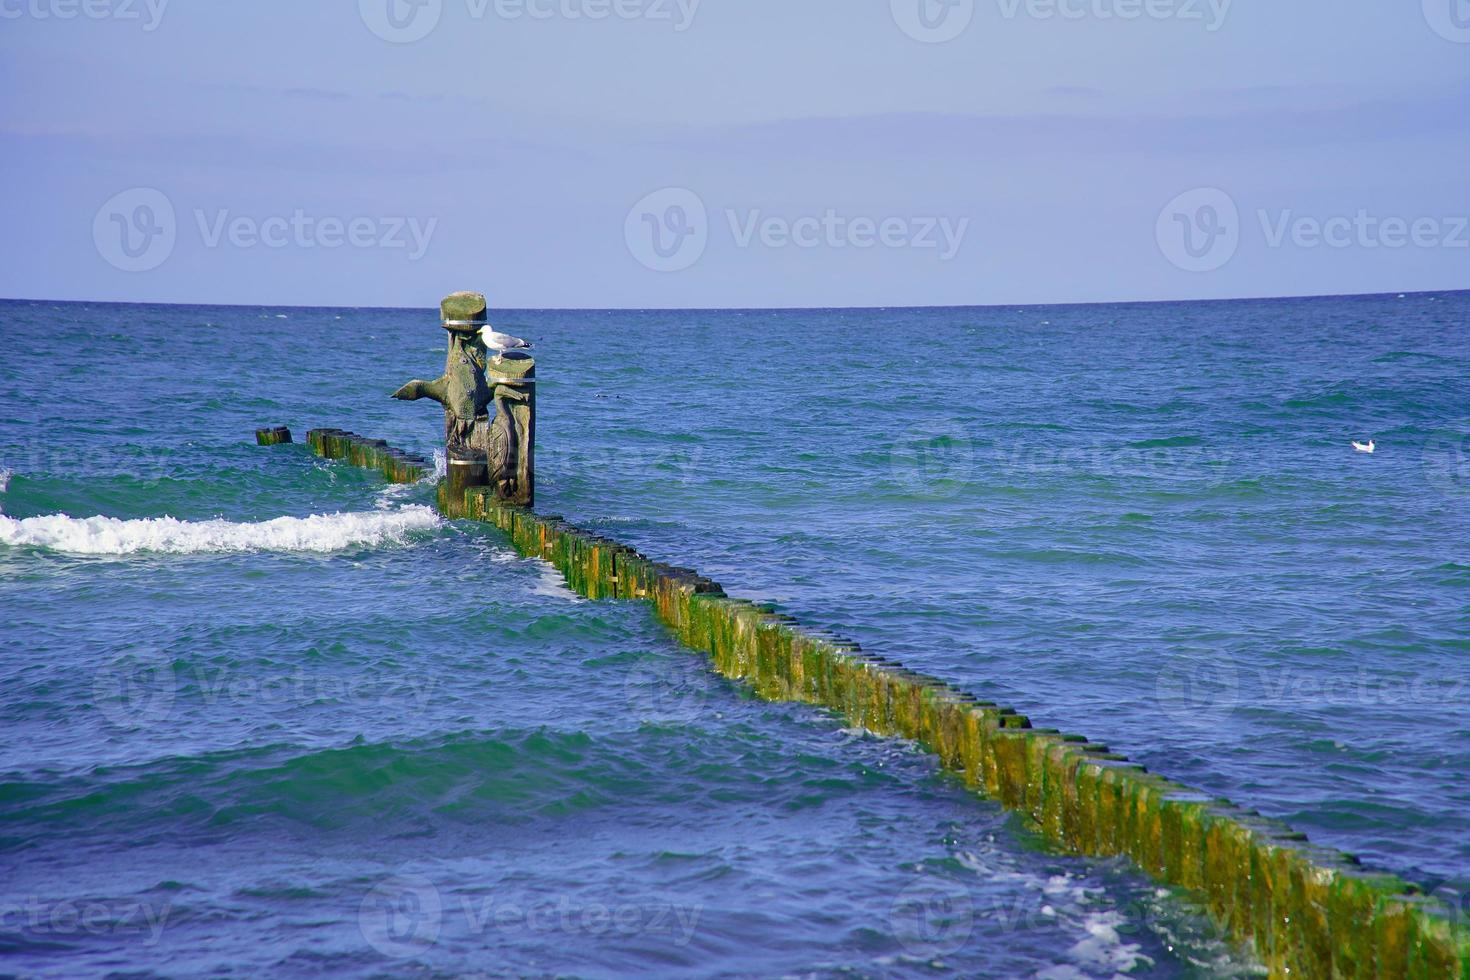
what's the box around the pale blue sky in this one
[2,1,1468,307]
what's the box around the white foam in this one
[0,505,441,556]
[531,562,583,601]
[373,482,416,510]
[0,467,10,494]
[1065,910,1150,974]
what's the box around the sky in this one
[2,0,1468,308]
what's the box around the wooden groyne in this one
[305,428,433,484]
[254,425,293,446]
[309,429,1469,978]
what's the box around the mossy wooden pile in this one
[305,428,432,484]
[254,426,292,446]
[313,432,1469,978]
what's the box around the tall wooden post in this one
[484,349,535,507]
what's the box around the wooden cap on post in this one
[441,291,488,334]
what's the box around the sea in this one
[1,292,1466,977]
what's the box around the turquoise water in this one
[1,293,1466,976]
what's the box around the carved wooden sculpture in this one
[393,291,534,506]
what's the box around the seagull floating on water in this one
[479,325,533,353]
[1352,440,1376,454]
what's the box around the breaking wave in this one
[0,505,441,556]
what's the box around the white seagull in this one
[1352,439,1376,454]
[479,325,533,353]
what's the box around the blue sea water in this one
[0,292,1466,977]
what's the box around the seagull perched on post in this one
[1352,439,1376,454]
[479,325,533,354]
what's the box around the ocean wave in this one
[0,506,441,556]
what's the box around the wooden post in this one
[484,350,535,507]
[445,447,490,506]
[255,426,292,446]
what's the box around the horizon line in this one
[1,286,1465,315]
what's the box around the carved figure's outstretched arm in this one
[392,376,449,404]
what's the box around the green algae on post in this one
[255,426,292,446]
[305,428,431,485]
